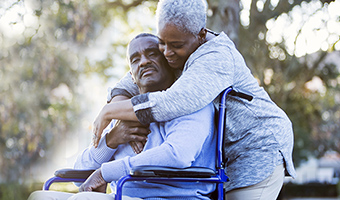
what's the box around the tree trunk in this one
[207,0,240,46]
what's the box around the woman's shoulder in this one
[185,35,236,69]
[192,32,236,58]
[208,32,235,50]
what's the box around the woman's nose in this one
[162,45,174,57]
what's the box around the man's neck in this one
[139,85,167,94]
[139,78,174,94]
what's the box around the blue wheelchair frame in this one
[43,87,234,200]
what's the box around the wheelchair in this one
[43,87,252,200]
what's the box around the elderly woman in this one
[93,0,296,199]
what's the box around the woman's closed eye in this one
[172,43,184,48]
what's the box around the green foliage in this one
[0,0,339,187]
[0,0,157,184]
[0,29,81,182]
[0,0,90,183]
[0,182,36,200]
[0,182,77,200]
[235,0,340,166]
[280,182,339,197]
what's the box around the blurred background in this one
[0,0,339,199]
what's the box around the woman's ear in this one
[198,28,207,44]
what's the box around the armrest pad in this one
[54,168,95,179]
[130,166,216,178]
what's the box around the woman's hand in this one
[93,99,139,148]
[93,104,111,148]
[79,168,107,193]
[106,120,150,153]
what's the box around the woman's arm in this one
[132,48,235,124]
[93,72,141,147]
[100,103,216,182]
[93,38,235,144]
[93,99,139,147]
[107,72,139,102]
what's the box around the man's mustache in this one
[139,65,157,78]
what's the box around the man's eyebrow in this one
[145,47,160,52]
[129,52,140,61]
[129,47,160,61]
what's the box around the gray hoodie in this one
[109,32,296,191]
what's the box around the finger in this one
[129,135,148,143]
[79,184,84,192]
[92,127,103,148]
[134,141,145,154]
[129,141,143,154]
[92,126,98,147]
[95,134,101,148]
[130,127,151,136]
[79,183,91,192]
[92,134,100,148]
[129,141,139,154]
[125,120,149,128]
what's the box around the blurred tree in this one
[0,0,339,186]
[0,0,94,183]
[0,0,157,184]
[207,0,339,165]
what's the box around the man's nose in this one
[139,54,151,66]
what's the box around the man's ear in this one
[130,71,137,84]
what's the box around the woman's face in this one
[158,23,202,70]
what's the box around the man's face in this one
[128,36,173,93]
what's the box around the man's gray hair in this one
[156,0,207,35]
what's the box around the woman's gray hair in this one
[156,0,207,35]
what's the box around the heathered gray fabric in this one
[109,72,139,100]
[110,32,296,191]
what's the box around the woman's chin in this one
[168,62,183,70]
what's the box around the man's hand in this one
[79,169,107,193]
[129,141,147,154]
[106,120,150,153]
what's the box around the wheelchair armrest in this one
[54,168,95,179]
[130,165,216,178]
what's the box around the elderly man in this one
[28,33,216,200]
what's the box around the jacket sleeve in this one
[131,49,235,124]
[74,121,117,170]
[107,72,139,103]
[100,104,215,182]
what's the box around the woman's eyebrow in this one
[158,38,184,44]
[170,41,184,44]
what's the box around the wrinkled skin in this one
[106,120,150,153]
[79,169,107,193]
